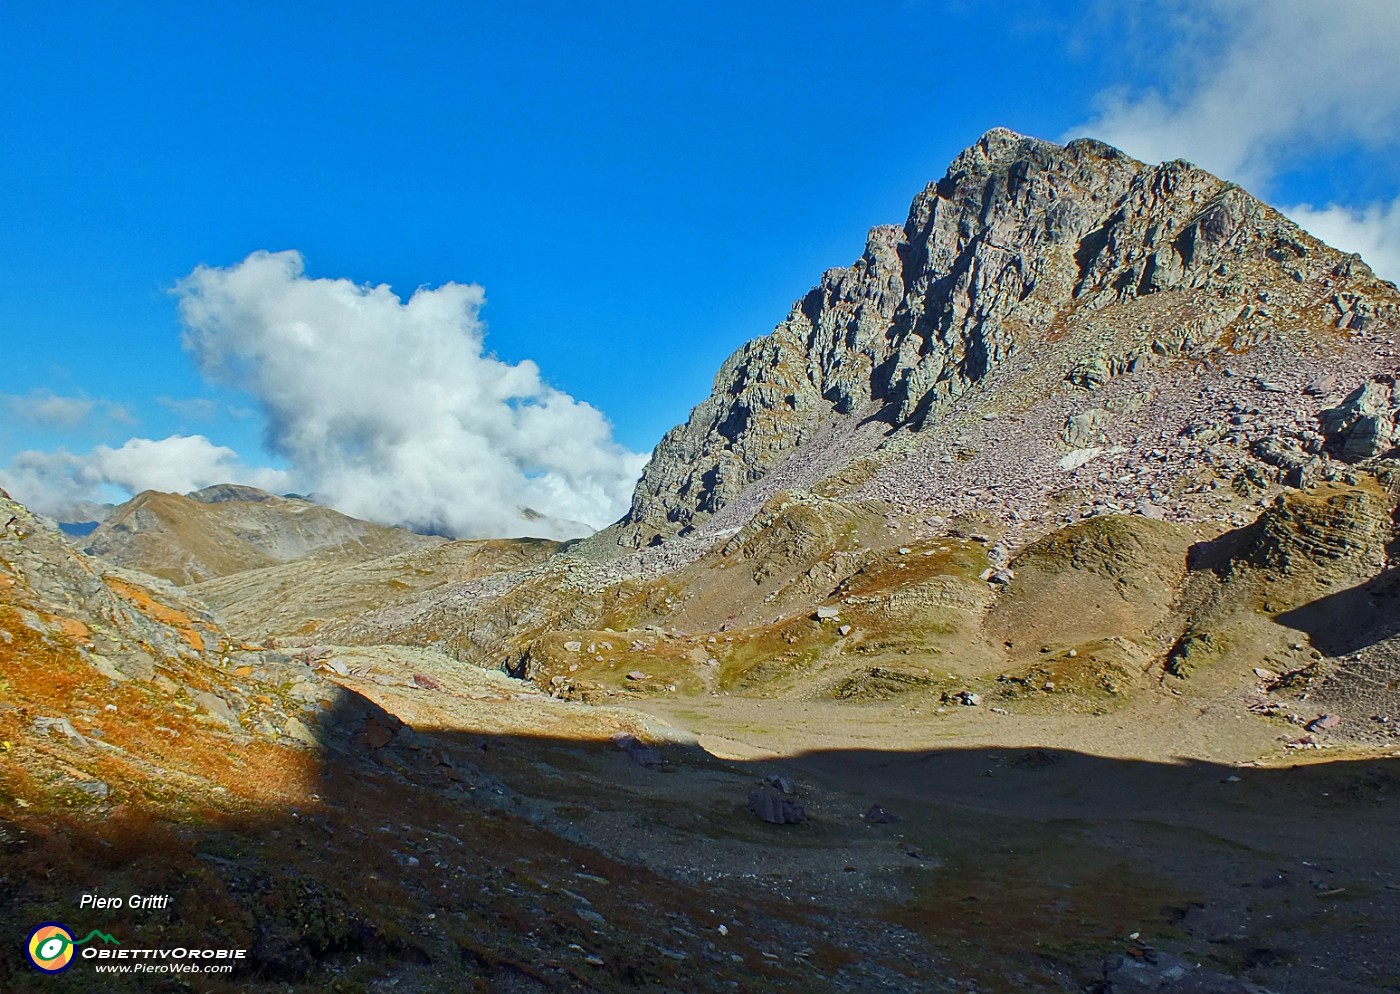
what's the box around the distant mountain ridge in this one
[84,484,445,585]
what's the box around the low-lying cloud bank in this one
[2,435,289,523]
[2,251,647,540]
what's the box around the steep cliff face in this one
[617,128,1399,547]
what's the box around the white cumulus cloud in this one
[93,435,290,497]
[1284,199,1400,287]
[173,249,646,539]
[0,435,287,521]
[1068,0,1400,281]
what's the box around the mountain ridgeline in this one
[614,128,1399,548]
[84,484,445,585]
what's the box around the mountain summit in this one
[613,128,1399,549]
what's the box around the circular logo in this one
[27,922,75,974]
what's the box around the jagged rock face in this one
[617,128,1398,547]
[1321,375,1400,461]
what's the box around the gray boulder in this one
[1321,375,1400,461]
[747,787,806,825]
[1063,408,1113,447]
[1102,951,1275,993]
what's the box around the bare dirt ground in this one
[326,648,1400,994]
[6,611,1398,993]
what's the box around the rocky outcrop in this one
[1321,374,1400,461]
[0,485,348,738]
[187,483,288,504]
[1165,478,1398,680]
[2,488,224,681]
[1227,483,1394,583]
[615,128,1400,547]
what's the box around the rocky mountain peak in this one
[613,129,1399,548]
[186,482,291,504]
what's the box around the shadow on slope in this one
[5,677,1400,994]
[1275,567,1400,656]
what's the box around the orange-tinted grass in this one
[104,576,209,652]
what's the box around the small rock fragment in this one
[32,716,89,748]
[73,779,110,799]
[1304,374,1338,396]
[864,804,899,824]
[283,717,317,746]
[192,691,239,728]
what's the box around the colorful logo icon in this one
[25,923,120,973]
[26,923,75,974]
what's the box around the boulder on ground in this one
[1102,950,1274,992]
[1321,375,1400,461]
[748,787,806,825]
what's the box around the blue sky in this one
[4,1,1399,536]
